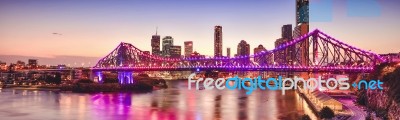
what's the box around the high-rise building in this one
[237,40,250,63]
[237,40,250,76]
[170,46,181,58]
[214,26,223,57]
[184,41,193,57]
[227,48,231,58]
[254,45,266,63]
[151,33,161,56]
[274,38,288,65]
[296,0,309,25]
[282,24,294,65]
[162,36,174,57]
[274,24,294,65]
[295,0,309,78]
[294,23,310,66]
[295,0,310,65]
[282,24,292,40]
[28,59,38,69]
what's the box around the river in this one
[0,80,317,120]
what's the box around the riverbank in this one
[1,84,61,90]
[1,79,168,93]
[296,88,355,120]
[296,88,320,119]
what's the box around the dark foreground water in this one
[0,81,317,120]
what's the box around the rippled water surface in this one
[0,81,317,120]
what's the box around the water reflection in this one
[0,81,316,120]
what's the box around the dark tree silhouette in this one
[54,72,62,85]
[300,114,311,120]
[319,106,335,119]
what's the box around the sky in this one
[0,0,399,66]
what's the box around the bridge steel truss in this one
[92,29,385,73]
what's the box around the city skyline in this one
[1,0,400,66]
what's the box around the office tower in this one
[274,38,288,65]
[170,46,181,58]
[282,24,294,65]
[274,24,294,65]
[227,48,231,58]
[294,23,310,66]
[151,30,161,56]
[237,40,250,77]
[184,41,193,57]
[237,40,250,56]
[296,0,309,25]
[295,0,309,66]
[295,0,309,78]
[162,36,174,57]
[214,26,223,57]
[282,24,293,40]
[254,45,266,63]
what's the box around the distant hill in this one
[0,55,101,67]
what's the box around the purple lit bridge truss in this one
[91,29,385,84]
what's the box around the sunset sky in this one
[0,0,399,66]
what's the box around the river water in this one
[0,80,317,120]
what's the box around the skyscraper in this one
[254,44,266,63]
[170,46,181,58]
[282,24,292,40]
[237,40,250,60]
[227,48,231,58]
[214,26,223,57]
[274,38,288,65]
[296,0,309,25]
[237,40,250,70]
[295,0,309,66]
[184,41,193,57]
[162,36,174,57]
[151,33,161,56]
[274,24,294,65]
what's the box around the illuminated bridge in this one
[90,29,386,83]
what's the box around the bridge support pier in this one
[118,71,134,84]
[91,71,104,83]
